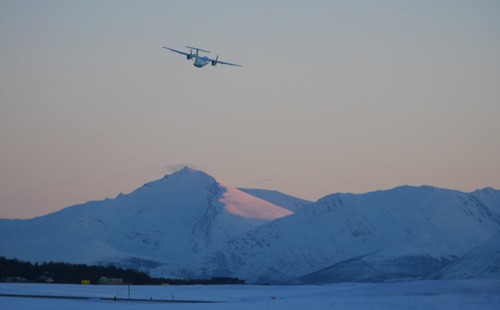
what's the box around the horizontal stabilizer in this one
[185,46,210,53]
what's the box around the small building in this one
[99,277,123,285]
[37,271,54,283]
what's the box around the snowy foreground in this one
[1,280,499,309]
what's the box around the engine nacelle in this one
[187,55,193,60]
[211,61,217,66]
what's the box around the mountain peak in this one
[158,166,215,185]
[137,166,292,222]
[177,165,197,173]
[166,166,213,179]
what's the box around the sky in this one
[1,0,499,219]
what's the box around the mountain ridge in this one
[0,167,293,278]
[1,167,499,283]
[208,184,500,283]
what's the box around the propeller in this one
[212,55,219,66]
[186,48,194,60]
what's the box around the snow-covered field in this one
[1,280,499,309]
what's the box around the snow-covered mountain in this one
[238,188,312,212]
[0,167,292,278]
[210,186,500,283]
[1,168,499,283]
[430,188,500,280]
[432,233,500,280]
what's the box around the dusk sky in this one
[1,0,499,219]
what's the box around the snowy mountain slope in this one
[0,167,292,278]
[432,233,500,280]
[238,188,313,212]
[298,254,452,284]
[2,171,499,283]
[213,186,500,283]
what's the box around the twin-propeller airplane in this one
[162,46,242,68]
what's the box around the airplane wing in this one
[211,58,242,67]
[216,60,242,67]
[162,46,191,57]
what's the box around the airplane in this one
[162,46,242,68]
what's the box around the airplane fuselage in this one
[193,56,210,68]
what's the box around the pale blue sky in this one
[1,0,499,218]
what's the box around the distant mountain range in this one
[1,167,499,283]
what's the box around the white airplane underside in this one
[162,45,242,68]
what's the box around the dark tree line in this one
[0,257,244,285]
